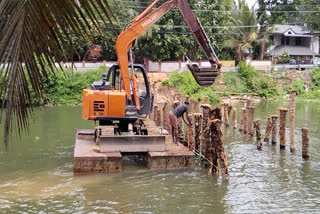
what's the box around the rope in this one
[185,139,229,178]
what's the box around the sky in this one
[246,0,258,9]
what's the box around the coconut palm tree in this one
[0,0,115,147]
[224,0,259,62]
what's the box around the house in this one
[269,24,319,63]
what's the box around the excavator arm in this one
[115,0,221,110]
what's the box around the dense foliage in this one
[29,67,107,105]
[162,63,279,102]
[162,71,220,103]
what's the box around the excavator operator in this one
[168,101,192,145]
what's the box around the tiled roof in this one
[270,45,319,56]
[272,24,310,35]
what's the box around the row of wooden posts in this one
[237,90,310,159]
[150,88,310,177]
[150,93,229,178]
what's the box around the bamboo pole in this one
[232,108,237,129]
[271,115,279,145]
[263,117,272,142]
[289,90,297,152]
[247,106,255,136]
[302,127,310,159]
[279,108,288,150]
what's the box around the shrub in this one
[162,71,220,104]
[284,78,305,95]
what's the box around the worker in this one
[168,101,192,145]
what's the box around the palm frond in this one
[0,0,114,148]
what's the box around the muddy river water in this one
[0,100,320,213]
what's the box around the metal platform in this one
[73,128,194,174]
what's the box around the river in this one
[0,100,319,213]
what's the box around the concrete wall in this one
[251,60,272,66]
[146,59,235,72]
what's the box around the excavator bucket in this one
[187,63,219,86]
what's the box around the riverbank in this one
[2,64,319,107]
[162,63,320,104]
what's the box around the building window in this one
[281,35,285,45]
[296,37,302,46]
[286,37,290,45]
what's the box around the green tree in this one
[224,0,259,61]
[0,0,114,147]
[257,0,303,25]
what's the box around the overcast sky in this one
[246,0,258,9]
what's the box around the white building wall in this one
[274,35,282,46]
[311,36,319,54]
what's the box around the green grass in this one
[33,66,108,105]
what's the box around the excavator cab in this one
[106,64,153,117]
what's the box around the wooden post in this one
[289,90,297,152]
[263,117,272,142]
[246,98,251,109]
[302,127,310,159]
[186,113,194,150]
[253,119,261,140]
[239,108,245,132]
[153,83,157,103]
[223,104,230,127]
[204,96,209,104]
[162,102,169,130]
[243,108,248,134]
[209,119,229,178]
[201,104,211,156]
[209,106,222,121]
[271,115,279,145]
[156,108,161,127]
[153,105,158,121]
[194,113,203,152]
[247,106,255,136]
[232,108,237,129]
[279,108,288,150]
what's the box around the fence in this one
[56,60,317,72]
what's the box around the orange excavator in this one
[82,0,221,151]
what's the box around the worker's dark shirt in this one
[172,104,188,118]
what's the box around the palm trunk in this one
[237,45,242,62]
[259,39,265,60]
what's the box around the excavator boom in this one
[116,0,221,109]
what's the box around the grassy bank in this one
[31,66,108,105]
[163,63,320,103]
